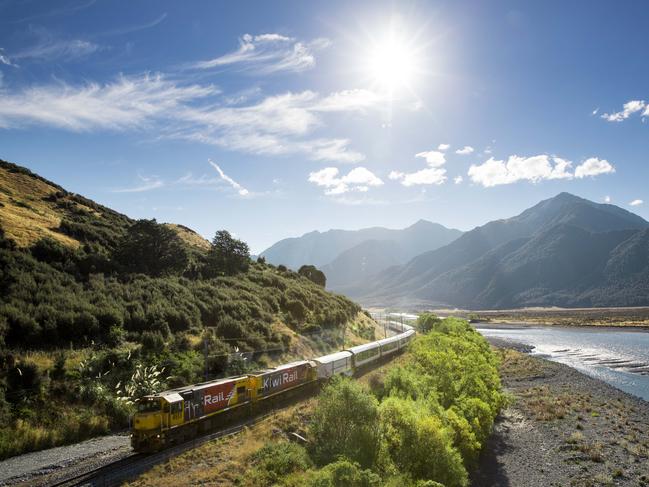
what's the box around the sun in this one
[367,35,417,92]
[361,21,423,95]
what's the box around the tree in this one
[204,230,250,277]
[114,219,188,277]
[309,377,381,468]
[298,264,326,287]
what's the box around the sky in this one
[1,0,648,253]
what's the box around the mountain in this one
[360,193,649,308]
[260,220,462,289]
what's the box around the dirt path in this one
[471,342,649,486]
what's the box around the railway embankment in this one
[472,339,649,486]
[126,316,503,487]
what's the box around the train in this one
[130,320,415,452]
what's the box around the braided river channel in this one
[475,323,649,402]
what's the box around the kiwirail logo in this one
[263,369,299,390]
[203,388,235,406]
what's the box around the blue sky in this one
[1,0,648,253]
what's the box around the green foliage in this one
[307,459,381,487]
[379,397,467,487]
[115,363,168,404]
[302,317,501,486]
[298,265,326,288]
[416,313,443,333]
[6,362,42,403]
[250,441,312,486]
[115,219,189,277]
[309,377,381,469]
[204,230,250,277]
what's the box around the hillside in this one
[0,159,368,458]
[260,219,462,291]
[359,193,649,308]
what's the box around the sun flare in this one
[367,36,417,91]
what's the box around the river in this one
[475,323,649,402]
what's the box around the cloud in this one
[630,199,644,207]
[455,145,474,155]
[0,48,17,67]
[437,143,450,151]
[415,150,446,167]
[113,174,164,193]
[13,38,99,62]
[99,12,168,36]
[602,100,646,122]
[574,157,615,178]
[308,166,383,195]
[592,108,599,116]
[391,149,449,187]
[468,155,614,187]
[0,73,216,131]
[468,155,576,187]
[604,195,611,203]
[209,160,249,196]
[191,33,329,74]
[0,73,377,163]
[399,167,447,186]
[454,175,463,184]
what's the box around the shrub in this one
[250,441,312,485]
[379,397,467,486]
[308,459,381,487]
[309,377,381,469]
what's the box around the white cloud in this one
[209,160,249,196]
[455,145,474,155]
[0,73,379,163]
[629,199,643,207]
[454,175,463,184]
[415,150,446,167]
[602,100,646,122]
[0,48,17,67]
[0,74,216,131]
[437,143,450,151]
[191,33,329,74]
[592,108,599,116]
[468,155,614,187]
[604,195,611,203]
[401,167,447,187]
[388,170,404,180]
[574,157,615,178]
[308,166,383,195]
[113,174,164,193]
[468,155,576,187]
[14,38,99,62]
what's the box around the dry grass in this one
[0,165,80,248]
[165,223,211,251]
[496,348,546,380]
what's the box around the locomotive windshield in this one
[137,399,161,413]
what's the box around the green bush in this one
[250,441,312,486]
[307,459,381,487]
[309,377,381,469]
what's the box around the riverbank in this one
[472,339,649,486]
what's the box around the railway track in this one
[47,411,279,487]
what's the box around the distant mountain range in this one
[259,220,463,291]
[263,192,649,309]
